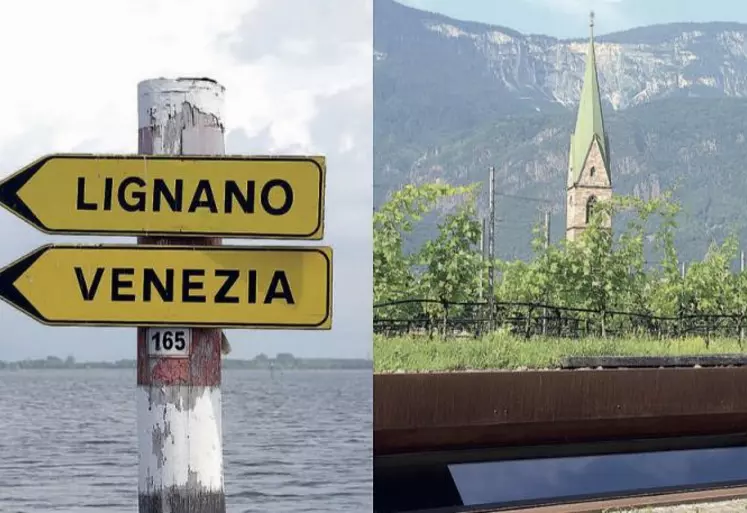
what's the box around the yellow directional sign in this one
[0,154,325,239]
[0,244,332,328]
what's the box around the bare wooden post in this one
[136,77,226,513]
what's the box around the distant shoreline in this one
[0,355,373,371]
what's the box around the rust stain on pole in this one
[374,369,747,456]
[136,77,226,513]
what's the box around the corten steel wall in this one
[374,369,747,456]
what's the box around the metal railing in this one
[374,299,746,343]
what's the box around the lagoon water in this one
[0,369,372,512]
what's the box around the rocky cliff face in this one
[418,21,747,110]
[376,0,747,112]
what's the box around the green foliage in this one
[418,192,484,302]
[494,191,747,324]
[374,181,747,338]
[374,182,446,302]
[373,182,481,306]
[373,182,489,332]
[683,236,739,317]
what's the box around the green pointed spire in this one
[568,11,608,186]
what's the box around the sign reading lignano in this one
[0,154,325,239]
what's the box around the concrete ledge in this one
[460,485,747,513]
[561,354,747,369]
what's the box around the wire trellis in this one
[374,299,747,344]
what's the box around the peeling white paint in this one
[136,77,225,502]
[137,78,225,131]
[137,386,223,492]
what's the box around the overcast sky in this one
[0,0,372,361]
[398,0,747,38]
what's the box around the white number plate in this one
[147,328,191,358]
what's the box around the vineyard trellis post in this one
[679,261,686,336]
[542,209,550,336]
[488,165,496,332]
[441,300,449,338]
[740,252,745,345]
[479,218,486,301]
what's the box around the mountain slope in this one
[373,0,747,262]
[411,98,747,261]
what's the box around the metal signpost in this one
[0,77,332,513]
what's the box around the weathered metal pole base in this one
[136,77,226,513]
[138,483,226,512]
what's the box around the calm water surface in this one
[0,369,372,512]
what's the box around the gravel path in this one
[618,499,747,512]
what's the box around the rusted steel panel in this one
[374,369,747,456]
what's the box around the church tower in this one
[566,11,611,242]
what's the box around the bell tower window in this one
[586,196,597,224]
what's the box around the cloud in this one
[221,0,372,151]
[0,0,251,166]
[0,0,373,360]
[227,0,371,66]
